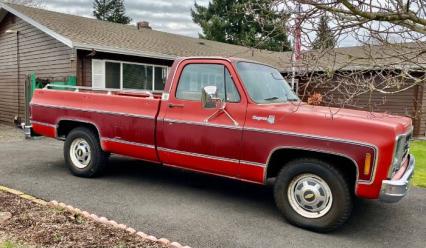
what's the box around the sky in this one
[42,0,210,38]
[35,0,361,47]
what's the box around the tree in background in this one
[243,0,426,117]
[93,0,131,24]
[191,0,291,52]
[288,0,426,107]
[311,15,336,50]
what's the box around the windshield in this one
[236,62,299,104]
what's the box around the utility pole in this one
[291,3,302,91]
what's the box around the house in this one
[0,2,287,124]
[0,3,425,137]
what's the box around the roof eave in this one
[0,2,73,48]
[0,8,7,23]
[74,43,177,61]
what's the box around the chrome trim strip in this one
[43,84,155,98]
[244,127,378,149]
[102,137,155,149]
[31,103,155,120]
[162,163,264,185]
[162,118,377,152]
[158,147,240,164]
[31,120,56,128]
[160,120,379,184]
[262,146,372,186]
[244,127,379,185]
[240,160,266,168]
[163,118,243,130]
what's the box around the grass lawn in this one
[411,140,426,187]
[0,240,27,248]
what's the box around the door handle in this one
[168,103,184,108]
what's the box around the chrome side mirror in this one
[201,85,238,126]
[201,86,222,109]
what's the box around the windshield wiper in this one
[264,96,299,102]
[264,96,280,101]
[287,98,299,102]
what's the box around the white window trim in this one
[91,60,106,89]
[92,59,169,91]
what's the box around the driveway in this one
[0,125,425,248]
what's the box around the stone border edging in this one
[0,185,191,248]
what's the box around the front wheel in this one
[64,127,108,177]
[274,159,353,232]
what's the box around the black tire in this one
[64,127,108,177]
[274,158,353,232]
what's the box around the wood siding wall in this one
[0,13,75,124]
[76,50,173,87]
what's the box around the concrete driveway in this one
[0,125,425,248]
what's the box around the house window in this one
[123,63,153,90]
[105,62,120,89]
[92,59,168,91]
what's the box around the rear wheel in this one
[64,127,107,177]
[274,158,353,232]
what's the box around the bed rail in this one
[42,84,155,98]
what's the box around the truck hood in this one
[249,102,413,145]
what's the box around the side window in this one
[176,64,240,102]
[224,68,240,103]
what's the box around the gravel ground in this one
[0,191,165,248]
[0,124,23,142]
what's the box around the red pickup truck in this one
[30,57,415,232]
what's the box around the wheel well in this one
[56,120,100,140]
[266,149,357,188]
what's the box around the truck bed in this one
[30,88,162,162]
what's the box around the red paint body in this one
[30,57,413,200]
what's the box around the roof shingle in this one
[1,2,293,70]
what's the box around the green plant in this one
[411,141,426,187]
[0,240,23,248]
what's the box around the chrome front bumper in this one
[379,155,415,203]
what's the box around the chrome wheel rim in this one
[287,173,333,218]
[70,138,91,169]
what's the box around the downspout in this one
[5,29,20,124]
[16,30,20,123]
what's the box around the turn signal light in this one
[364,153,372,176]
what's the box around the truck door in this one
[157,59,247,178]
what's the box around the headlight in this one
[388,130,412,178]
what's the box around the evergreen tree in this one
[191,0,291,52]
[93,0,131,24]
[312,15,336,50]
